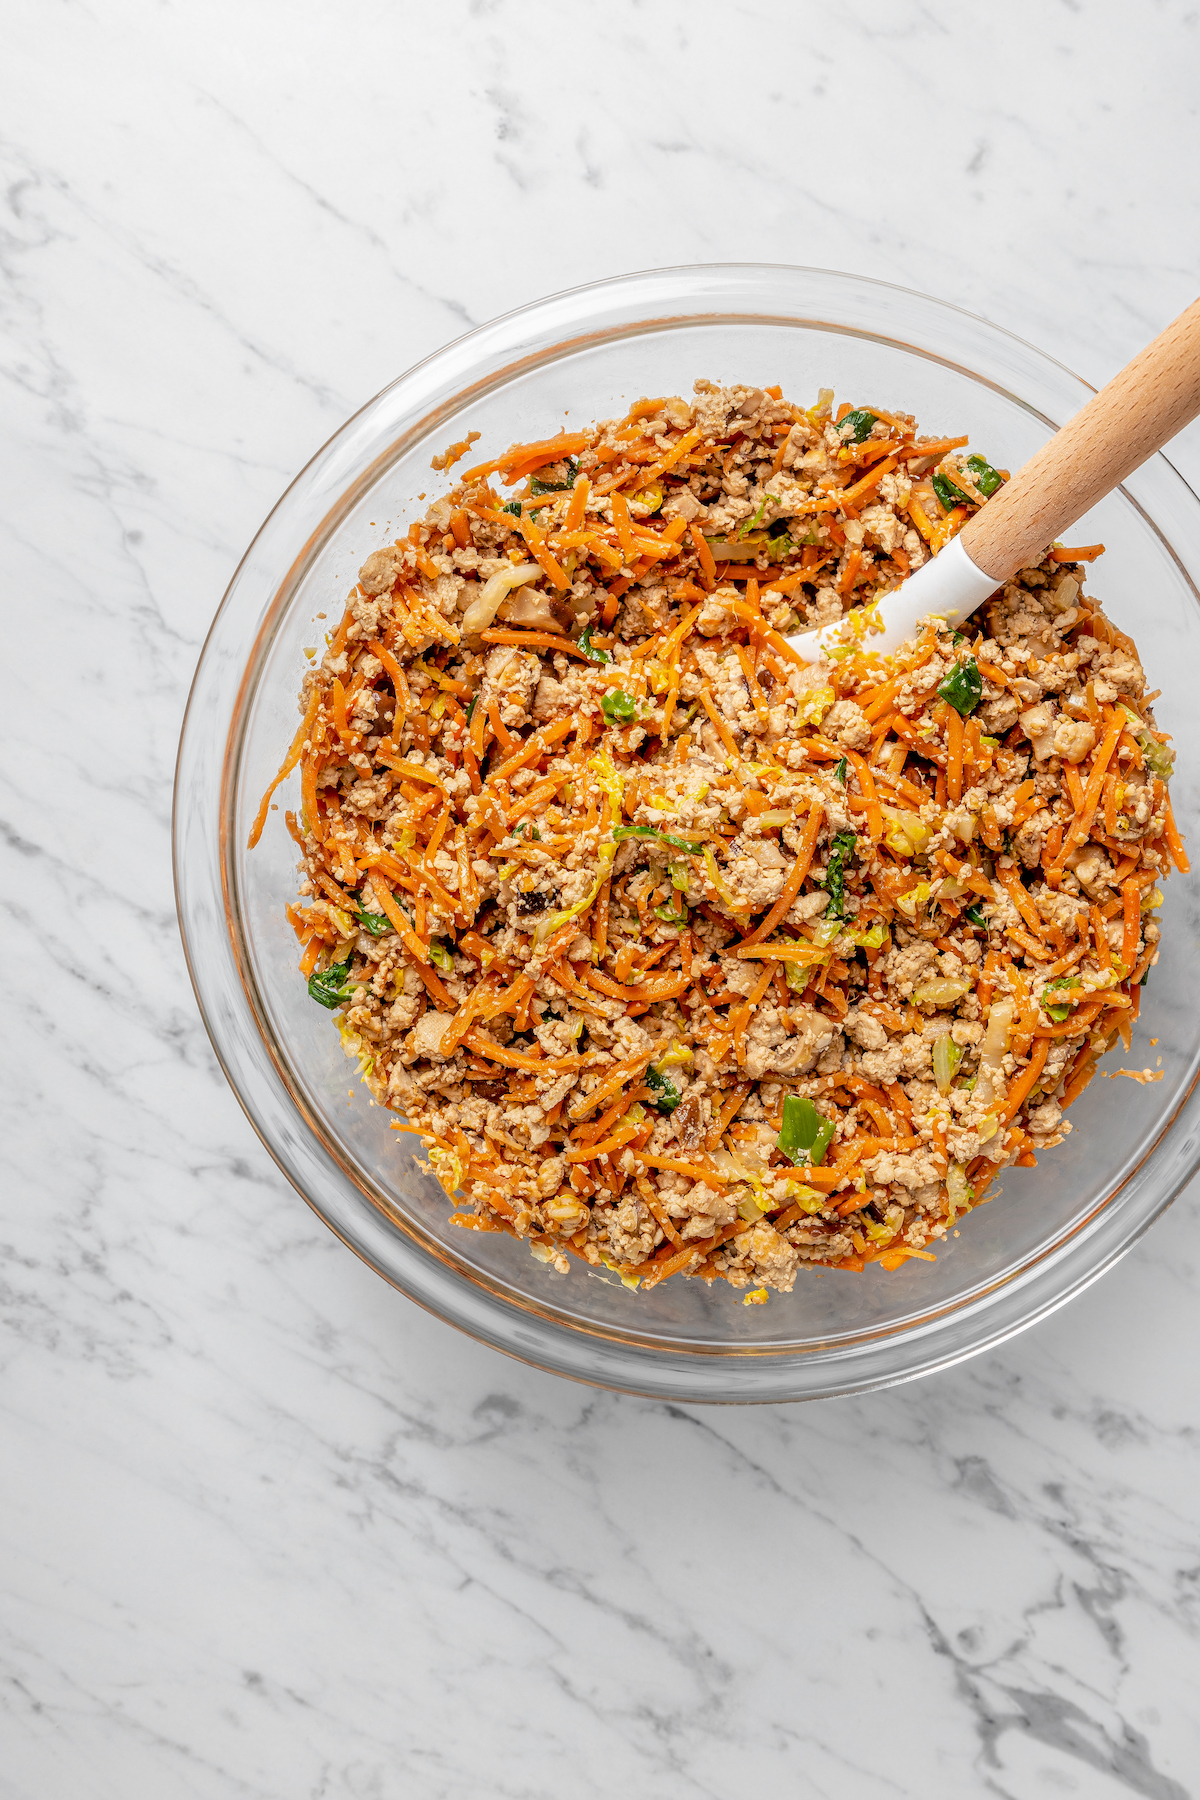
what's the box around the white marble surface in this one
[5,3,1200,1794]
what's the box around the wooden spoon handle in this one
[960,295,1200,584]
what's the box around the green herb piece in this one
[577,622,610,665]
[653,899,688,925]
[612,824,706,855]
[308,955,359,1010]
[837,409,878,444]
[528,457,579,495]
[353,907,394,937]
[776,1094,836,1167]
[964,902,988,929]
[833,757,848,785]
[937,656,983,717]
[428,940,455,972]
[502,499,523,517]
[601,690,637,724]
[932,471,972,512]
[821,830,858,919]
[951,630,966,647]
[464,696,477,724]
[966,453,1003,496]
[645,1066,683,1114]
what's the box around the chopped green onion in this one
[739,495,775,538]
[776,1094,836,1167]
[464,696,477,725]
[667,858,691,891]
[964,903,988,928]
[577,622,610,665]
[834,756,848,784]
[837,409,878,444]
[502,499,522,517]
[428,940,454,972]
[601,689,637,724]
[308,955,358,1009]
[966,453,1003,497]
[932,471,972,512]
[937,656,983,717]
[612,824,706,855]
[652,899,688,925]
[645,1066,682,1114]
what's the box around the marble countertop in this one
[5,4,1200,1794]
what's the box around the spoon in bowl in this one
[785,295,1200,663]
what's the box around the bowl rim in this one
[174,260,1200,1402]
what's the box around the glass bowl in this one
[174,264,1200,1403]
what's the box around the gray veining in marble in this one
[4,2,1200,1794]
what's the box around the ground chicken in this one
[270,378,1172,1301]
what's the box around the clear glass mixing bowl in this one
[174,265,1200,1402]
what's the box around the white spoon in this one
[786,296,1200,662]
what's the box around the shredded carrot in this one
[248,682,323,848]
[739,805,824,945]
[1164,795,1190,872]
[486,699,519,753]
[1049,544,1105,563]
[838,454,899,511]
[897,436,969,460]
[945,706,964,805]
[688,522,717,587]
[698,688,740,758]
[1000,1038,1051,1124]
[837,548,863,596]
[1059,720,1123,859]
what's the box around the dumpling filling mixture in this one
[252,382,1185,1297]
